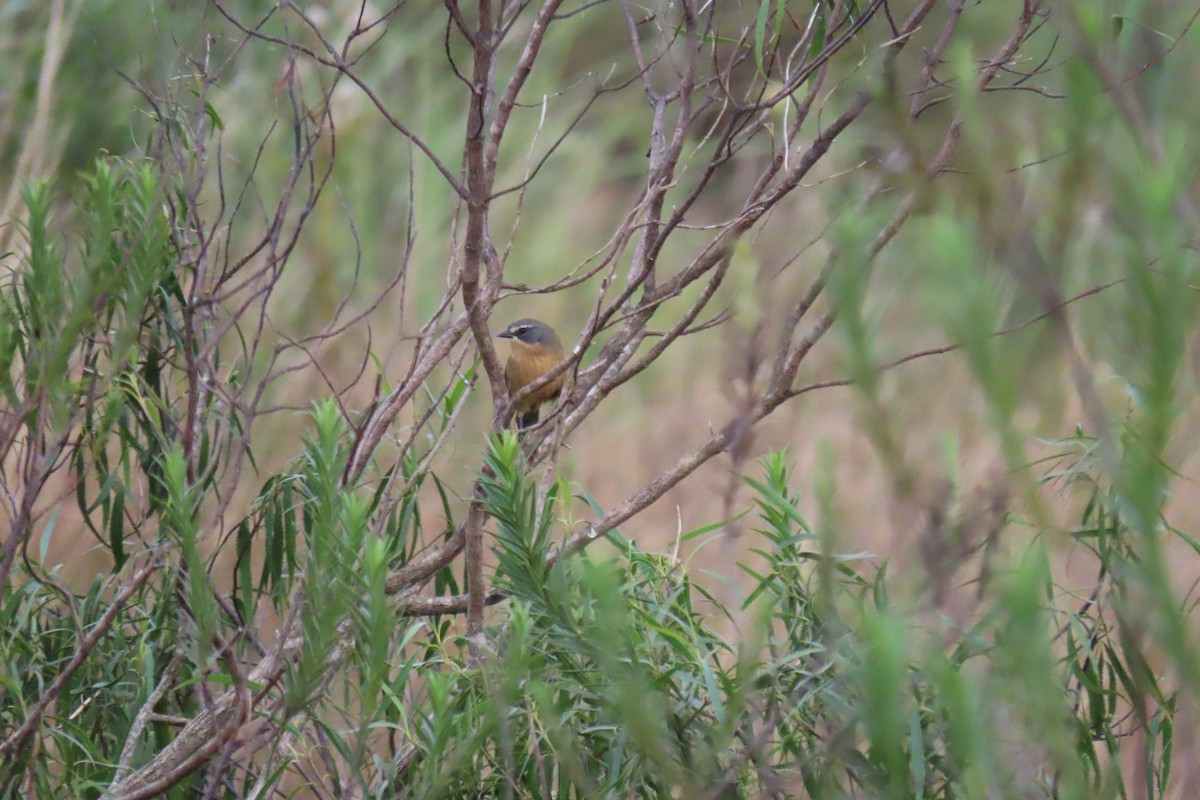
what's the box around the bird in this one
[497,318,565,429]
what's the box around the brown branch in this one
[1,556,161,759]
[787,274,1131,398]
[460,0,503,656]
[67,1,1078,793]
[401,0,1063,622]
[400,270,1130,619]
[116,648,187,775]
[484,0,568,177]
[212,0,469,199]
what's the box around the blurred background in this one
[3,0,1199,615]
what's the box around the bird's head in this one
[498,318,562,350]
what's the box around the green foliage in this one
[5,240,1187,795]
[244,440,1171,800]
[0,324,1191,798]
[3,2,1200,798]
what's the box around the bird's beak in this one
[498,329,515,339]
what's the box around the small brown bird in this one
[498,318,565,429]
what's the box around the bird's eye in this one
[515,326,528,336]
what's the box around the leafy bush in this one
[3,1,1200,798]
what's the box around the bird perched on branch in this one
[498,318,565,429]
